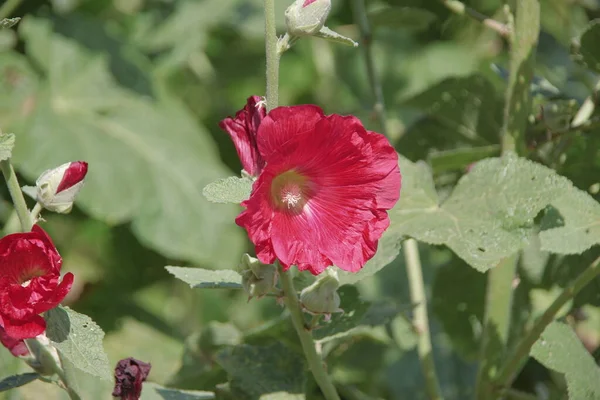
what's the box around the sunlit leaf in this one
[203,176,252,204]
[390,153,573,271]
[0,132,15,161]
[166,266,243,289]
[531,321,600,400]
[45,306,112,381]
[540,188,600,254]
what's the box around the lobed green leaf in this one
[166,266,243,289]
[0,132,15,161]
[45,306,112,381]
[202,176,253,204]
[531,321,600,400]
[579,20,600,74]
[0,373,39,392]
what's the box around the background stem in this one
[495,255,600,389]
[264,0,279,112]
[278,265,341,400]
[0,0,23,20]
[440,0,510,37]
[1,160,32,231]
[350,0,388,137]
[403,239,443,400]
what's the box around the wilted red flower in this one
[0,225,74,340]
[236,105,401,275]
[0,326,29,357]
[112,357,152,400]
[36,161,88,213]
[219,96,266,176]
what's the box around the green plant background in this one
[1,0,600,399]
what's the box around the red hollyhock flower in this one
[112,357,152,400]
[236,105,401,275]
[0,225,74,340]
[0,326,29,357]
[219,96,266,176]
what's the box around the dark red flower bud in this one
[112,357,152,400]
[219,96,266,177]
[0,326,29,357]
[0,225,73,340]
[36,161,88,213]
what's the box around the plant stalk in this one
[264,0,279,112]
[403,239,443,400]
[0,0,23,20]
[350,0,387,137]
[495,255,600,389]
[440,0,510,37]
[1,160,32,231]
[278,264,341,400]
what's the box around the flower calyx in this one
[239,254,278,300]
[299,267,343,320]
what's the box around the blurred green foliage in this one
[1,0,600,399]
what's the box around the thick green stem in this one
[440,0,510,37]
[475,253,518,399]
[264,0,279,112]
[1,160,32,231]
[278,264,341,400]
[403,239,443,400]
[0,0,23,20]
[350,0,387,137]
[495,255,600,389]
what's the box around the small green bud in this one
[285,0,331,37]
[300,267,343,319]
[239,254,278,300]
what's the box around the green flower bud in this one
[300,267,342,318]
[285,0,331,37]
[239,254,278,300]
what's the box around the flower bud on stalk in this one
[239,254,278,300]
[285,0,331,37]
[300,267,343,320]
[34,161,88,213]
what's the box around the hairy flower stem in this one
[350,0,387,137]
[278,264,341,400]
[264,0,279,112]
[1,160,32,232]
[440,0,510,37]
[495,255,600,390]
[403,239,444,400]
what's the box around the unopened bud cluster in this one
[300,267,343,319]
[239,254,278,299]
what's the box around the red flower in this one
[0,326,29,357]
[235,105,401,275]
[112,357,152,400]
[0,225,74,340]
[219,96,266,176]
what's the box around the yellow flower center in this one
[270,170,311,212]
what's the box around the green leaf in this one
[313,26,358,47]
[215,342,306,399]
[428,145,500,174]
[531,321,600,400]
[579,20,600,74]
[0,18,20,29]
[8,17,244,269]
[368,6,436,32]
[58,353,113,400]
[45,306,112,381]
[166,266,243,289]
[0,132,15,161]
[142,383,215,400]
[391,153,572,271]
[202,176,253,204]
[539,188,600,254]
[0,373,39,392]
